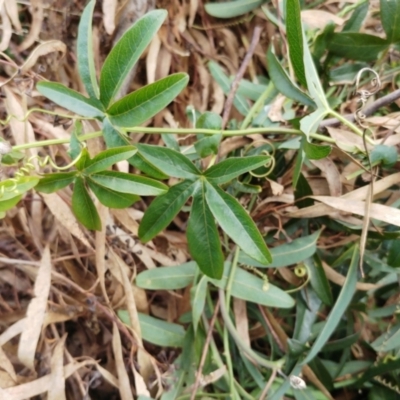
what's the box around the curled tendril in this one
[243,139,276,178]
[294,265,307,278]
[285,263,311,294]
[355,68,381,126]
[0,149,84,198]
[243,265,269,291]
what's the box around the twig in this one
[221,26,263,129]
[319,88,400,129]
[190,299,220,400]
[259,368,277,400]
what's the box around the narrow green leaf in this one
[301,246,359,365]
[87,179,139,208]
[36,82,105,118]
[137,144,201,179]
[285,0,307,87]
[82,146,137,175]
[327,33,389,61]
[343,1,368,32]
[388,240,400,267]
[208,61,250,116]
[102,118,168,180]
[293,148,305,187]
[107,73,189,128]
[303,141,332,160]
[69,120,83,160]
[187,183,224,279]
[371,322,400,352]
[35,172,76,193]
[294,172,314,209]
[205,181,272,265]
[89,171,167,196]
[0,176,39,201]
[239,230,320,268]
[209,262,295,308]
[136,262,197,290]
[99,10,167,107]
[380,0,400,43]
[0,195,22,212]
[190,276,208,332]
[204,155,270,184]
[75,148,91,171]
[77,0,99,98]
[118,310,185,347]
[306,255,333,306]
[205,0,264,19]
[354,358,400,386]
[72,177,101,231]
[139,180,197,242]
[267,47,315,107]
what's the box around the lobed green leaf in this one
[137,144,201,179]
[72,177,101,231]
[187,183,224,279]
[107,73,189,128]
[36,82,105,118]
[82,146,137,175]
[139,180,197,242]
[99,10,167,107]
[204,155,270,184]
[205,181,272,265]
[89,170,167,196]
[35,172,76,194]
[77,0,99,98]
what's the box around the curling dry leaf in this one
[112,322,134,400]
[18,0,43,52]
[17,246,51,370]
[48,335,67,400]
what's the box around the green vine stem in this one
[11,126,335,153]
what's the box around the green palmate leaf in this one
[72,177,101,231]
[303,141,332,160]
[204,155,270,184]
[139,180,197,242]
[327,33,389,61]
[118,310,185,347]
[380,0,400,43]
[187,183,224,279]
[36,82,105,118]
[77,0,98,98]
[301,246,359,365]
[136,262,197,290]
[89,171,167,196]
[0,195,22,212]
[205,181,272,265]
[107,73,189,127]
[99,10,167,107]
[82,146,137,175]
[102,118,167,180]
[267,47,315,107]
[306,255,333,306]
[190,276,208,332]
[208,61,250,116]
[137,144,201,179]
[285,0,307,87]
[239,230,320,268]
[205,0,264,19]
[87,179,139,208]
[0,176,39,201]
[209,262,294,308]
[35,172,76,193]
